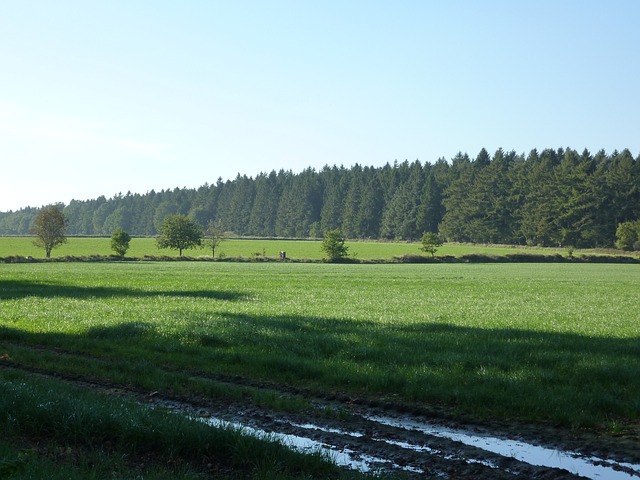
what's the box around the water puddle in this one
[158,395,640,478]
[286,419,502,470]
[199,415,533,475]
[199,416,421,474]
[366,415,640,480]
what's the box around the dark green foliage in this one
[415,160,447,234]
[319,165,348,233]
[226,174,256,235]
[380,160,424,240]
[156,215,203,256]
[1,147,639,249]
[0,451,29,477]
[110,228,131,256]
[438,152,474,242]
[276,168,322,238]
[249,171,280,236]
[321,229,349,262]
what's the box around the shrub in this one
[419,232,443,257]
[321,229,349,262]
[111,228,132,256]
[615,221,640,251]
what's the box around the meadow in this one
[1,261,638,424]
[0,235,584,261]
[1,260,639,477]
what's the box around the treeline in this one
[1,147,639,248]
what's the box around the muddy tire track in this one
[1,343,639,479]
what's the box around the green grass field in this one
[2,260,639,477]
[0,235,587,260]
[1,261,638,425]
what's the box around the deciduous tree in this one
[156,214,203,256]
[204,218,226,257]
[615,221,640,250]
[30,204,68,258]
[420,231,443,257]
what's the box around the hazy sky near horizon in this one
[1,1,639,212]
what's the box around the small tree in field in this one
[156,215,203,256]
[111,228,132,256]
[321,228,349,262]
[204,218,225,257]
[30,204,68,258]
[615,221,640,251]
[420,231,443,257]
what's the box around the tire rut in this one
[1,344,638,479]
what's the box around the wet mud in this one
[2,361,639,479]
[176,403,639,479]
[143,377,640,479]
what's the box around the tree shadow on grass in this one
[214,312,640,425]
[86,322,154,340]
[0,280,249,301]
[1,310,639,427]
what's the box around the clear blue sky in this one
[1,1,639,212]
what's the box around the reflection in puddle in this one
[176,401,640,479]
[288,420,502,470]
[366,415,640,480]
[200,416,417,474]
[201,416,538,475]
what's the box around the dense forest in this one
[1,147,639,248]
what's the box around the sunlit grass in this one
[1,262,639,429]
[0,235,620,260]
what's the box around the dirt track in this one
[3,359,639,479]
